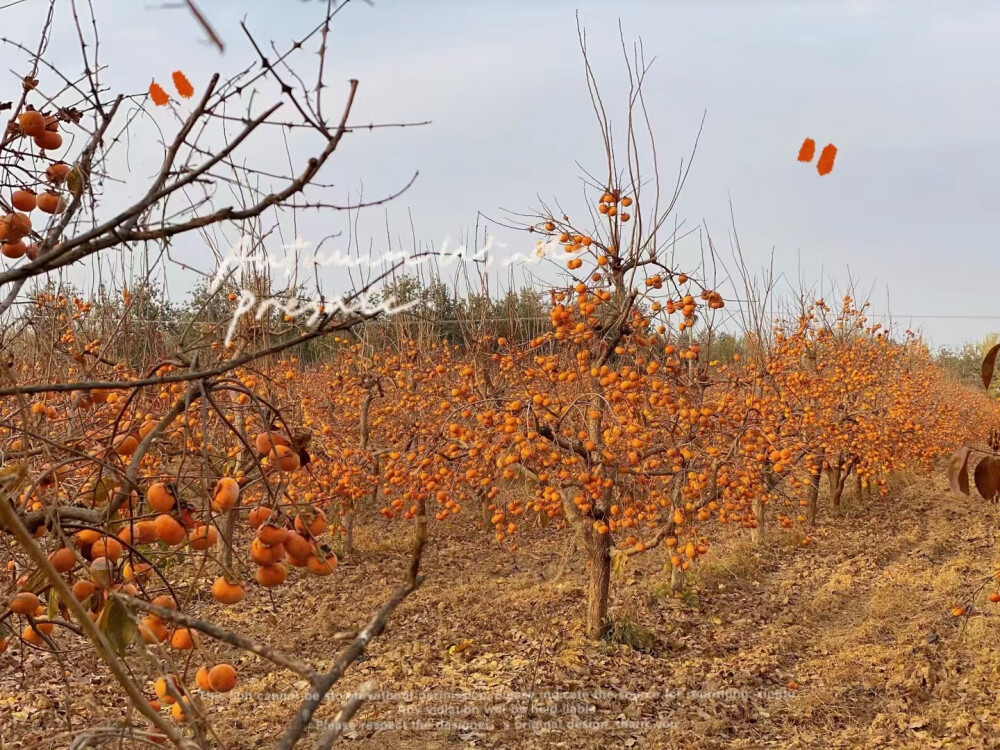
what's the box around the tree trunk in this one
[828,457,842,509]
[750,495,765,546]
[830,457,854,509]
[670,561,685,594]
[343,511,354,556]
[585,530,611,639]
[805,463,822,527]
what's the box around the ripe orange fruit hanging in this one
[195,666,213,691]
[169,627,198,650]
[5,212,31,240]
[23,622,53,647]
[140,617,169,644]
[74,529,101,546]
[114,434,139,457]
[212,477,240,512]
[91,536,123,562]
[294,508,326,538]
[149,594,176,615]
[212,577,245,605]
[10,591,40,614]
[248,506,272,529]
[256,562,287,587]
[71,580,96,601]
[48,547,76,573]
[153,514,186,545]
[170,698,194,722]
[34,130,62,150]
[250,537,285,565]
[282,530,312,560]
[138,419,158,439]
[255,431,289,454]
[17,110,45,137]
[146,482,176,512]
[269,445,300,472]
[119,520,156,545]
[11,190,36,212]
[1,241,27,259]
[188,523,218,551]
[45,162,70,183]
[154,675,180,704]
[208,663,237,692]
[307,551,337,576]
[36,191,65,214]
[257,523,288,546]
[122,561,151,581]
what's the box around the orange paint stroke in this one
[149,82,169,107]
[797,138,816,162]
[816,143,837,176]
[172,71,194,99]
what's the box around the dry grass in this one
[5,473,1000,748]
[690,536,766,591]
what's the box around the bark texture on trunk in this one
[670,562,685,594]
[343,511,354,556]
[805,463,822,527]
[828,459,842,509]
[829,455,855,509]
[750,495,765,546]
[585,530,611,639]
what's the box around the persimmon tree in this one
[327,28,1000,641]
[435,30,728,638]
[0,2,428,747]
[743,295,981,530]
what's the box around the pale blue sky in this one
[4,0,1000,348]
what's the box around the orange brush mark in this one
[172,71,194,99]
[816,144,837,176]
[149,82,169,107]
[797,138,816,162]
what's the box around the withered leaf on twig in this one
[982,344,1000,390]
[290,429,312,467]
[947,446,971,496]
[974,455,1000,502]
[56,107,83,124]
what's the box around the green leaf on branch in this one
[98,597,135,656]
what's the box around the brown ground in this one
[4,472,1000,749]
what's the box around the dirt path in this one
[3,473,1000,749]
